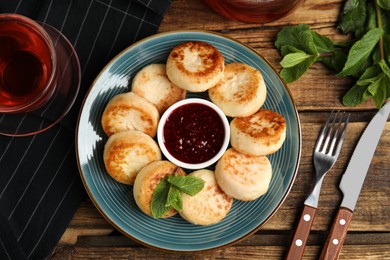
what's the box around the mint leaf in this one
[319,50,348,72]
[276,25,346,82]
[367,74,384,96]
[280,56,317,83]
[381,11,390,34]
[166,185,183,211]
[383,34,390,62]
[338,28,383,77]
[345,62,390,108]
[280,53,312,68]
[311,31,335,53]
[338,0,367,35]
[343,84,371,106]
[150,178,171,219]
[365,2,377,32]
[356,65,382,86]
[368,74,388,108]
[275,24,317,54]
[379,59,390,78]
[377,0,390,10]
[167,175,205,196]
[280,45,305,56]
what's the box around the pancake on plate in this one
[215,148,272,201]
[101,92,159,137]
[132,64,186,115]
[209,62,266,117]
[179,169,233,225]
[166,41,224,92]
[230,109,286,156]
[103,130,161,185]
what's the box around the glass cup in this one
[203,0,304,23]
[0,13,58,113]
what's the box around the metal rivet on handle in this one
[304,214,311,221]
[332,239,339,245]
[339,219,346,225]
[295,239,303,247]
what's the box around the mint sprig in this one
[275,0,390,108]
[167,175,205,196]
[150,178,171,219]
[150,171,205,219]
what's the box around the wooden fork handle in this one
[320,207,353,260]
[286,205,317,260]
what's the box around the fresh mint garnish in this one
[150,169,205,219]
[150,177,171,219]
[165,185,183,211]
[167,175,205,196]
[275,0,390,108]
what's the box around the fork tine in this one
[314,110,335,151]
[327,111,345,155]
[321,110,340,153]
[332,113,350,157]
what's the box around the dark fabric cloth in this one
[0,0,171,259]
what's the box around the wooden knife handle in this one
[286,205,317,260]
[320,207,353,260]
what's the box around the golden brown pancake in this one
[131,64,186,115]
[215,148,272,201]
[209,62,266,117]
[230,109,286,156]
[166,41,224,92]
[101,92,159,137]
[103,130,161,185]
[179,169,233,225]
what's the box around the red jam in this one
[163,103,225,164]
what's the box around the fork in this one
[286,110,350,260]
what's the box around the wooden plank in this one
[71,232,390,247]
[51,243,390,260]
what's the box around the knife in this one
[319,101,390,260]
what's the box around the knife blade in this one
[320,101,390,260]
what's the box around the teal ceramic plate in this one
[76,31,301,252]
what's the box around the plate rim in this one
[75,29,302,252]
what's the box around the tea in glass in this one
[0,14,57,113]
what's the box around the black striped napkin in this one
[0,0,171,258]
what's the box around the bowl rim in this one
[157,98,230,170]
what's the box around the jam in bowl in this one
[157,98,230,169]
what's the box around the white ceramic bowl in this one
[157,98,230,170]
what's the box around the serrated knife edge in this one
[340,102,390,211]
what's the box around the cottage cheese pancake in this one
[209,62,266,117]
[166,41,224,92]
[215,148,272,201]
[101,92,159,137]
[179,169,233,225]
[230,109,286,156]
[132,64,186,115]
[103,130,161,185]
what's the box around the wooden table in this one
[53,0,390,259]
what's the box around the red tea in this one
[0,15,56,113]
